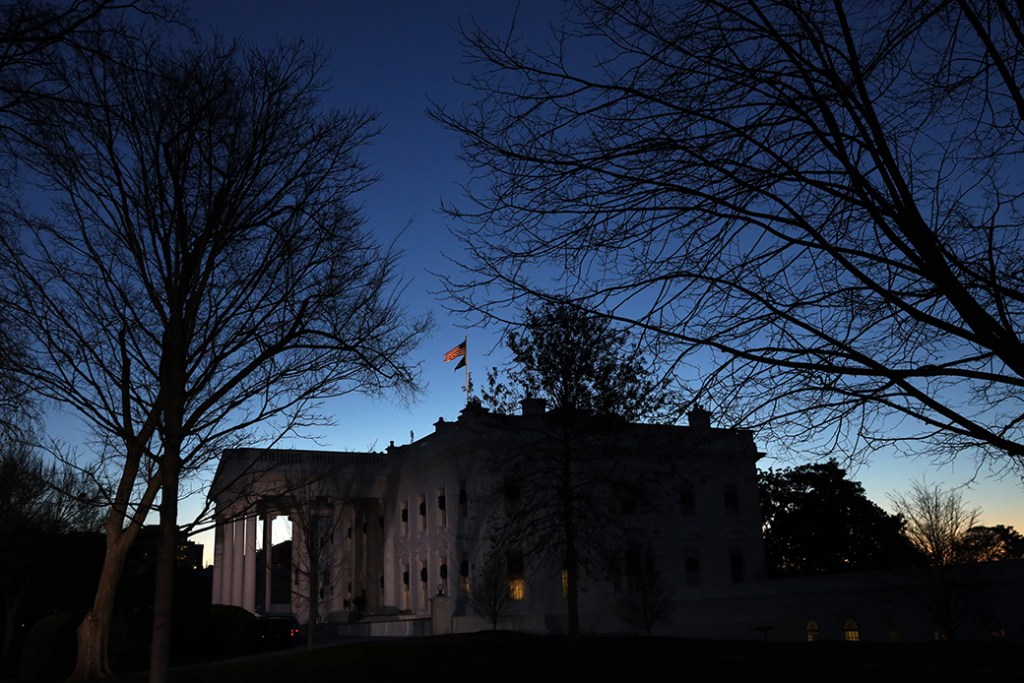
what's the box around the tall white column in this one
[212,521,224,604]
[230,518,245,606]
[242,516,257,613]
[220,519,235,605]
[263,513,275,612]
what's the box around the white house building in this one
[209,399,767,635]
[208,399,1024,641]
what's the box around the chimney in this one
[520,396,547,416]
[687,404,711,429]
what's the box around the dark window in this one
[679,479,695,516]
[724,483,739,517]
[729,548,744,583]
[684,553,700,586]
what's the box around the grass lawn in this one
[105,632,1023,683]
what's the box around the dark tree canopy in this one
[483,299,677,637]
[960,524,1024,562]
[433,0,1024,468]
[484,298,679,422]
[759,461,918,576]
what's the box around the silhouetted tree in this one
[616,549,674,636]
[482,299,678,637]
[960,525,1024,562]
[0,1,175,441]
[433,0,1024,467]
[469,543,515,631]
[0,438,101,659]
[0,25,427,681]
[279,468,350,651]
[889,481,984,638]
[759,461,917,576]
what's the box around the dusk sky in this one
[157,1,1024,559]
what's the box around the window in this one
[504,480,520,516]
[724,483,739,517]
[843,619,860,642]
[618,544,643,593]
[608,551,622,593]
[418,495,427,531]
[561,568,569,598]
[729,548,745,583]
[420,560,429,607]
[806,620,819,642]
[400,501,409,536]
[458,481,468,519]
[460,557,471,595]
[439,555,448,595]
[684,550,700,586]
[679,479,695,516]
[437,488,447,528]
[507,551,525,601]
[401,561,410,609]
[606,548,622,593]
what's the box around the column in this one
[263,513,275,612]
[230,518,245,606]
[220,519,235,605]
[242,515,257,613]
[211,520,224,604]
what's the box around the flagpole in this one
[463,335,470,405]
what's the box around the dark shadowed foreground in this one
[104,632,1022,683]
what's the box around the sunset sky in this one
[152,0,1024,560]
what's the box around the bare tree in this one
[616,548,674,636]
[889,481,982,638]
[0,1,175,440]
[1,24,427,682]
[890,482,981,567]
[432,0,1024,467]
[278,467,350,651]
[469,543,515,631]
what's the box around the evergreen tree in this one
[483,299,679,636]
[759,461,918,577]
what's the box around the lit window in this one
[507,551,525,601]
[843,619,860,642]
[460,557,470,594]
[561,569,568,598]
[806,620,819,642]
[508,578,526,601]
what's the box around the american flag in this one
[443,340,467,362]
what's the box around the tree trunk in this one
[1,589,23,659]
[562,439,581,638]
[306,564,318,651]
[70,533,132,680]
[149,459,180,683]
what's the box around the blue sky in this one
[168,1,1024,560]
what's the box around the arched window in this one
[843,619,860,642]
[806,620,819,642]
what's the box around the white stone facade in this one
[209,402,767,635]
